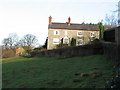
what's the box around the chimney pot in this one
[68,17,71,25]
[49,16,52,24]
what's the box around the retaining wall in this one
[31,42,103,58]
[31,41,120,63]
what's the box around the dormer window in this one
[54,30,59,35]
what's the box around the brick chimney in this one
[49,16,52,24]
[67,17,71,25]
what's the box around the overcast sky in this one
[0,0,119,46]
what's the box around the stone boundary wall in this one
[31,41,120,63]
[103,42,120,63]
[31,43,103,58]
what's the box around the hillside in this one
[2,55,113,88]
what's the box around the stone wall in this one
[31,42,103,58]
[103,26,120,63]
[31,41,120,63]
[103,42,120,63]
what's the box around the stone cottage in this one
[47,16,100,49]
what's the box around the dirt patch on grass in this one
[89,71,102,78]
[80,73,89,77]
[48,80,58,85]
[72,78,81,82]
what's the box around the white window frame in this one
[63,37,69,44]
[54,30,59,35]
[77,31,83,36]
[76,39,83,46]
[53,38,59,44]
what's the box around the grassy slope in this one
[2,55,113,88]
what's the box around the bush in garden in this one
[105,64,120,88]
[2,49,16,58]
[56,44,68,48]
[70,38,76,46]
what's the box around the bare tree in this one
[2,33,38,50]
[2,38,10,49]
[2,33,19,49]
[104,13,118,28]
[9,33,19,48]
[22,34,38,48]
[14,40,24,48]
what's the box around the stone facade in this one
[47,16,100,49]
[48,29,99,49]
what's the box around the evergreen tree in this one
[98,22,105,39]
[42,37,48,49]
[71,38,76,46]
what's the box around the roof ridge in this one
[51,22,98,25]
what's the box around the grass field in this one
[2,55,113,88]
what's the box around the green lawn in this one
[2,55,113,88]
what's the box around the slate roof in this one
[48,22,100,31]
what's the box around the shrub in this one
[105,64,120,88]
[88,39,102,45]
[56,44,68,48]
[2,49,16,58]
[70,38,76,46]
[34,47,43,50]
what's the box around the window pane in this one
[90,32,95,37]
[54,30,59,35]
[63,38,69,44]
[56,31,58,34]
[53,38,59,44]
[63,37,69,44]
[76,39,83,46]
